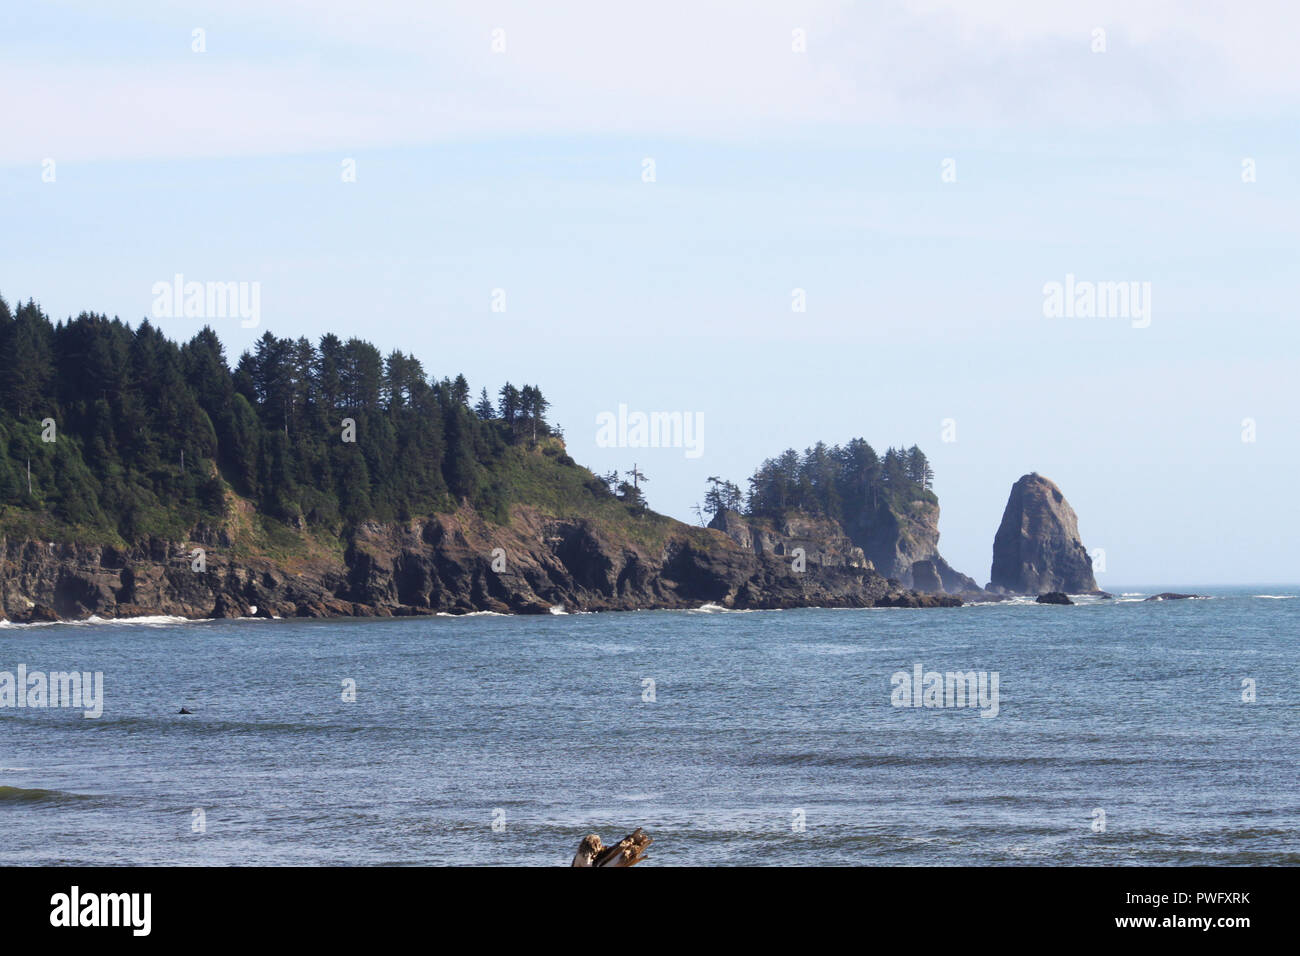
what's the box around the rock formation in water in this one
[989,473,1098,594]
[1035,591,1073,605]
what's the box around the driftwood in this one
[571,828,652,867]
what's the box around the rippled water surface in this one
[2,588,1297,865]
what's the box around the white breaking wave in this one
[1254,595,1295,599]
[0,614,205,628]
[79,614,201,626]
[688,603,780,614]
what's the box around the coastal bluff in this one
[0,504,960,622]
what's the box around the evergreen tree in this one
[497,383,520,427]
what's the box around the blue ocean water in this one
[2,587,1297,866]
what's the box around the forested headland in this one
[0,295,593,544]
[0,293,942,566]
[0,294,971,619]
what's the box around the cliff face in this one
[707,509,869,569]
[989,473,1098,594]
[710,505,983,597]
[0,505,959,622]
[840,500,980,594]
[843,498,935,582]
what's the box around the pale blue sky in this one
[2,1,1297,585]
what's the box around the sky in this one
[1,1,1297,586]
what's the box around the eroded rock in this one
[990,474,1098,595]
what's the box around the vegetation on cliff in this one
[710,440,936,524]
[0,295,640,546]
[0,295,967,619]
[701,440,954,583]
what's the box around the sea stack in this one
[990,473,1098,594]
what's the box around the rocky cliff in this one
[989,473,1098,594]
[0,504,959,622]
[838,499,980,594]
[706,509,869,569]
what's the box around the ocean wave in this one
[1254,594,1295,600]
[789,643,867,656]
[563,641,637,654]
[76,614,205,626]
[755,752,1227,770]
[0,614,209,628]
[689,604,785,614]
[0,784,96,805]
[67,714,407,739]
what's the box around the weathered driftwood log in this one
[571,828,652,867]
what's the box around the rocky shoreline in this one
[0,471,1125,624]
[0,505,962,624]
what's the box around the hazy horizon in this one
[3,1,1297,585]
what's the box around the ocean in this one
[2,588,1296,866]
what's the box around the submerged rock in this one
[1144,592,1205,601]
[1035,591,1073,605]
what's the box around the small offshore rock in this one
[1036,591,1073,605]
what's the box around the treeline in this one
[705,439,935,524]
[0,295,561,539]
